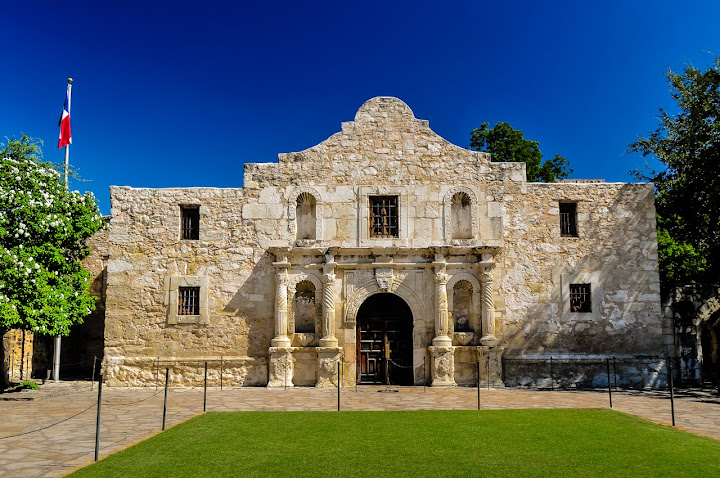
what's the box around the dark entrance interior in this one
[356,293,413,385]
[700,311,719,386]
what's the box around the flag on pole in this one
[58,83,72,148]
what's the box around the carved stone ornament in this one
[375,268,394,292]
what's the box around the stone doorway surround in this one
[267,246,504,387]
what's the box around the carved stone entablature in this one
[344,278,424,326]
[344,270,375,300]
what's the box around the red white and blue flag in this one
[58,84,72,149]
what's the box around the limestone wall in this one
[102,97,664,388]
[495,182,664,387]
[499,183,661,352]
[104,187,272,386]
[2,330,33,382]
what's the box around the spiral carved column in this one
[480,267,499,346]
[319,271,338,347]
[268,257,293,388]
[271,267,291,347]
[315,257,341,387]
[432,269,452,347]
[429,260,455,386]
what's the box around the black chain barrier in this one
[0,402,97,440]
[102,390,163,407]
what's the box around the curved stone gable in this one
[247,97,500,189]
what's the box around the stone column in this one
[429,260,455,386]
[268,256,293,387]
[271,265,291,347]
[317,256,341,387]
[432,268,452,347]
[319,264,338,347]
[480,267,499,346]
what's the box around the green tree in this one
[629,57,720,287]
[470,122,571,182]
[1,136,105,386]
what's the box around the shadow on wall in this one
[499,187,665,388]
[222,251,277,358]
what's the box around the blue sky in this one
[3,1,720,214]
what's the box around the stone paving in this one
[1,382,718,477]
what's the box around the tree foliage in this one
[629,57,720,286]
[470,122,572,182]
[0,136,105,336]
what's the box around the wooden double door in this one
[357,317,413,385]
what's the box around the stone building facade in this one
[102,97,666,388]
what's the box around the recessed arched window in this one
[294,280,316,333]
[296,192,316,240]
[451,192,472,239]
[453,280,474,332]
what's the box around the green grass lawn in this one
[71,409,720,477]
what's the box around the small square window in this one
[370,196,399,238]
[181,206,199,240]
[569,283,591,313]
[560,202,577,237]
[178,287,200,315]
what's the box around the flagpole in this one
[53,77,72,382]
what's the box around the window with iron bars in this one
[559,202,577,237]
[181,206,200,240]
[178,287,200,315]
[369,196,399,238]
[569,283,591,313]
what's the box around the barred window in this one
[181,206,199,240]
[370,196,398,238]
[178,287,200,315]
[559,202,577,237]
[569,283,591,313]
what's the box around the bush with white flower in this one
[0,136,105,337]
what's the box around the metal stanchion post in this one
[477,361,481,411]
[550,356,554,391]
[91,356,97,390]
[94,374,103,461]
[487,355,490,390]
[337,360,341,412]
[203,361,208,412]
[668,358,676,426]
[220,356,223,391]
[424,356,426,393]
[162,368,169,431]
[606,359,613,409]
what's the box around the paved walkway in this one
[1,383,718,477]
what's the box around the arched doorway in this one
[356,293,413,385]
[700,310,720,384]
